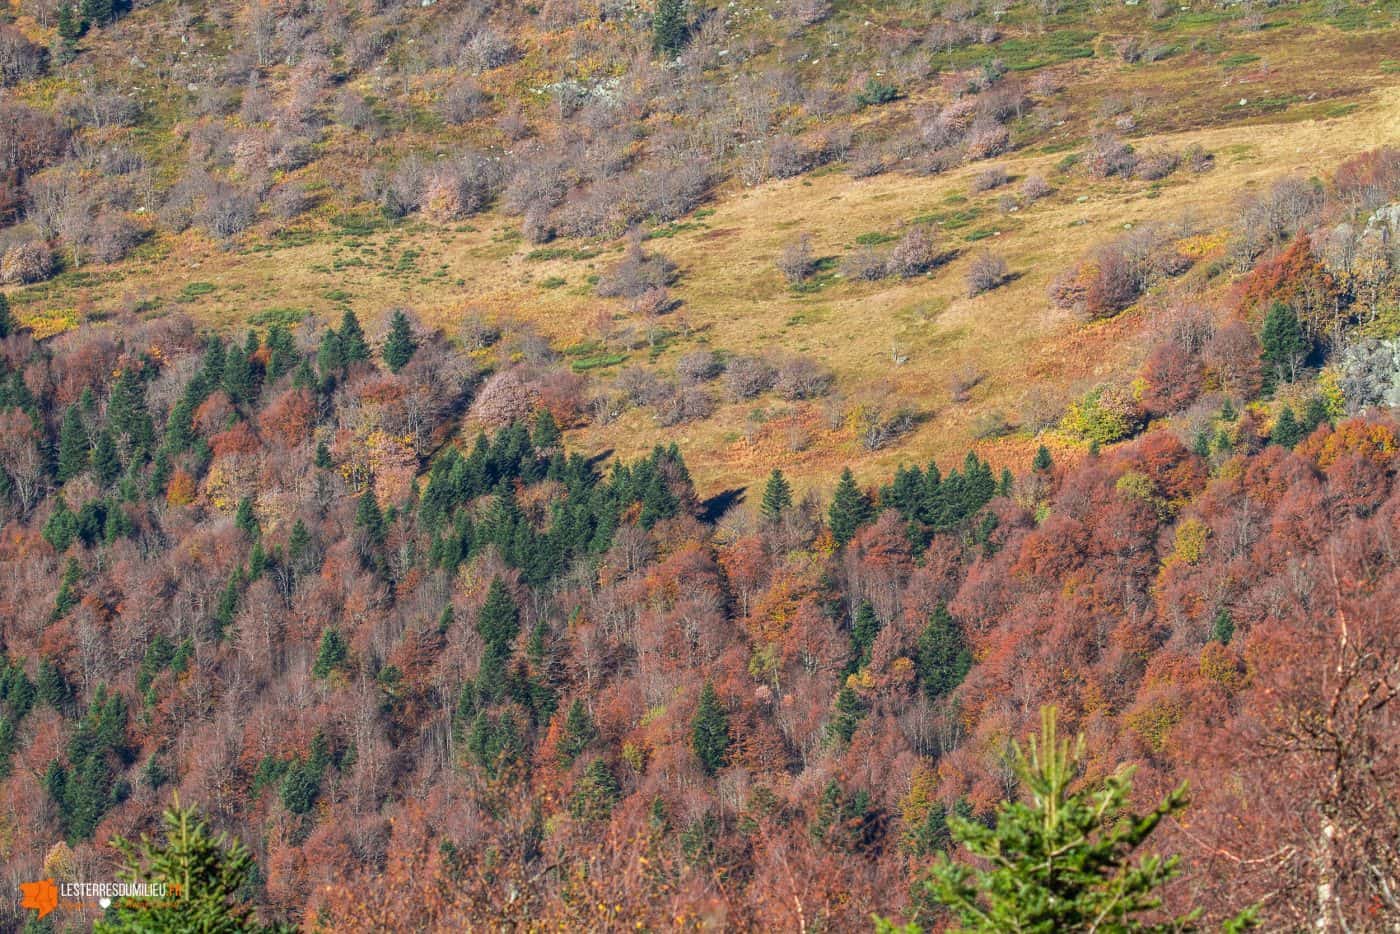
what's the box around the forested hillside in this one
[1,148,1398,934]
[3,0,1400,928]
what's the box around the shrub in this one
[972,166,1010,192]
[774,355,835,400]
[965,252,1009,296]
[1,239,55,284]
[855,78,900,108]
[470,368,536,427]
[1085,133,1137,178]
[1134,150,1179,181]
[654,382,715,426]
[840,246,888,282]
[885,226,939,279]
[724,354,777,400]
[596,237,679,299]
[677,350,723,384]
[776,234,816,285]
[437,78,489,125]
[1061,385,1141,445]
[0,25,45,87]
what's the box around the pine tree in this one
[312,628,348,679]
[851,601,880,668]
[98,797,283,933]
[828,467,872,547]
[476,578,520,657]
[338,310,370,364]
[221,344,255,404]
[558,699,598,766]
[1032,444,1052,473]
[690,682,730,775]
[43,496,79,552]
[234,496,259,539]
[316,330,344,382]
[1260,301,1308,389]
[760,468,793,522]
[56,405,89,482]
[880,708,1241,933]
[1271,406,1302,448]
[354,487,386,548]
[1211,607,1235,646]
[652,0,688,57]
[56,2,85,39]
[829,684,865,745]
[569,758,621,821]
[51,557,81,620]
[532,409,561,450]
[314,441,332,468]
[916,605,972,701]
[1301,395,1330,433]
[37,659,71,711]
[164,396,195,453]
[264,325,297,381]
[1191,431,1212,458]
[0,292,11,338]
[381,309,417,373]
[91,430,120,486]
[80,0,112,27]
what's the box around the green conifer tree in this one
[338,310,370,364]
[476,578,519,657]
[760,468,793,522]
[558,699,598,766]
[851,601,881,668]
[1271,406,1302,448]
[878,708,1250,933]
[690,682,730,775]
[1032,444,1053,473]
[98,797,286,933]
[381,309,417,373]
[916,605,972,701]
[569,758,621,821]
[652,0,688,57]
[1211,607,1235,646]
[1260,302,1308,389]
[91,430,120,486]
[0,292,12,338]
[56,405,89,482]
[829,684,865,745]
[354,487,386,548]
[828,467,872,546]
[311,628,348,679]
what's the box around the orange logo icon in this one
[21,878,59,919]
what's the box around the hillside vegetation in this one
[3,0,1400,929]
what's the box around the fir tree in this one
[652,0,688,57]
[829,684,865,745]
[234,496,259,539]
[338,310,370,364]
[91,430,120,486]
[1211,607,1235,646]
[476,578,519,657]
[164,396,195,453]
[57,2,85,39]
[558,699,598,766]
[532,409,561,450]
[37,659,71,711]
[916,605,972,701]
[312,628,348,679]
[98,797,284,933]
[56,405,89,482]
[354,486,386,548]
[690,682,730,775]
[221,343,255,404]
[828,467,872,547]
[569,758,621,821]
[314,441,332,469]
[43,496,79,552]
[1260,302,1308,389]
[1271,406,1302,448]
[80,0,113,27]
[316,330,343,382]
[1191,431,1212,458]
[264,325,298,381]
[1302,395,1330,433]
[0,291,12,338]
[1032,444,1053,473]
[760,468,793,522]
[880,708,1245,933]
[851,601,880,669]
[381,309,417,373]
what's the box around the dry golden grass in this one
[9,60,1400,497]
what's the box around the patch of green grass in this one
[1219,52,1261,70]
[1382,60,1400,75]
[322,289,353,303]
[331,211,389,236]
[539,276,568,289]
[570,352,629,372]
[178,281,217,302]
[646,221,705,239]
[248,307,309,328]
[854,231,897,246]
